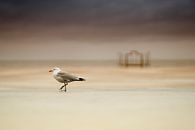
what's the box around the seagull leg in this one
[64,85,66,92]
[64,83,68,92]
[59,85,65,91]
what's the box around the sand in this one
[0,60,195,130]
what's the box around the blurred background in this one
[0,0,195,60]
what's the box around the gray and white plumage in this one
[49,67,85,92]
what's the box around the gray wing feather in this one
[57,72,79,81]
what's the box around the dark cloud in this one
[0,0,195,26]
[0,0,194,40]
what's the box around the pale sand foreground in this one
[0,61,195,130]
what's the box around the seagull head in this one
[49,67,61,73]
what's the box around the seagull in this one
[49,67,85,92]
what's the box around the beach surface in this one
[0,60,195,130]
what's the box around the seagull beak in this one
[49,70,53,72]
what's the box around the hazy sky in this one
[0,0,195,60]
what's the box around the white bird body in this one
[49,67,85,92]
[53,74,65,83]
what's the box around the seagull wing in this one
[57,72,79,82]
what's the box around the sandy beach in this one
[0,60,195,130]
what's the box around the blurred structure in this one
[118,50,151,67]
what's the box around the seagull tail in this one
[78,78,86,81]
